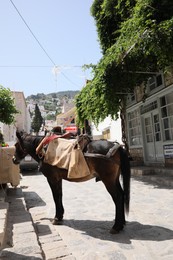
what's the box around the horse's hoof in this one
[110,228,120,234]
[51,218,63,225]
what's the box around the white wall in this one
[1,91,31,143]
[91,115,122,144]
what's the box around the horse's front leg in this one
[47,178,64,225]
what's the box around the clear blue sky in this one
[0,0,102,97]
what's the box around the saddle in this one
[36,134,91,179]
[36,135,121,179]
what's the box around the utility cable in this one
[0,65,82,68]
[9,0,56,66]
[9,0,82,87]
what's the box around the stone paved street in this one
[1,171,173,259]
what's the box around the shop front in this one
[126,82,173,167]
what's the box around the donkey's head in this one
[12,131,28,164]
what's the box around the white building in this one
[126,70,173,167]
[91,115,122,143]
[1,91,31,143]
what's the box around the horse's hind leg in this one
[103,179,125,234]
[47,178,64,225]
[112,181,125,233]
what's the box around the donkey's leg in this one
[111,181,125,233]
[47,178,64,225]
[103,179,125,234]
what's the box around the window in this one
[145,117,153,142]
[153,114,161,142]
[102,129,110,140]
[127,93,135,104]
[148,74,163,92]
[127,109,142,146]
[160,93,173,141]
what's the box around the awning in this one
[56,107,76,127]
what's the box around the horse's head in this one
[12,131,28,164]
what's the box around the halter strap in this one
[18,140,28,156]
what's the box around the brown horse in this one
[12,131,131,234]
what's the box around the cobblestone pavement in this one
[1,171,173,259]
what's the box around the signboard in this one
[163,144,173,158]
[64,126,78,133]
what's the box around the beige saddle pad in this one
[44,138,90,179]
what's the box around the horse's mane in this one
[26,134,44,147]
[18,131,44,150]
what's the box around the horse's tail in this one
[119,146,131,214]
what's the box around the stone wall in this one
[129,147,144,166]
[165,158,173,168]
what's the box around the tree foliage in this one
[0,85,18,125]
[31,104,43,134]
[76,0,173,126]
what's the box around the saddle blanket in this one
[43,138,90,179]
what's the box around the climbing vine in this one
[76,0,173,127]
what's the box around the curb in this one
[0,185,8,250]
[0,186,43,259]
[0,201,9,249]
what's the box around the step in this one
[131,166,173,177]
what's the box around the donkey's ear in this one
[16,130,23,140]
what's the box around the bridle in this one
[77,134,91,151]
[12,139,28,164]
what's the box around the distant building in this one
[56,107,77,134]
[2,91,31,143]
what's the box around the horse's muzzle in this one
[12,156,20,165]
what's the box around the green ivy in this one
[0,85,18,124]
[76,0,173,126]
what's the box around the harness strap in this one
[106,142,121,158]
[84,142,121,165]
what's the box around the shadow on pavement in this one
[0,250,42,259]
[132,176,173,190]
[60,219,173,244]
[22,191,46,209]
[34,223,52,236]
[21,171,43,176]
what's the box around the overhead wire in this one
[9,0,56,66]
[9,0,83,87]
[0,65,82,68]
